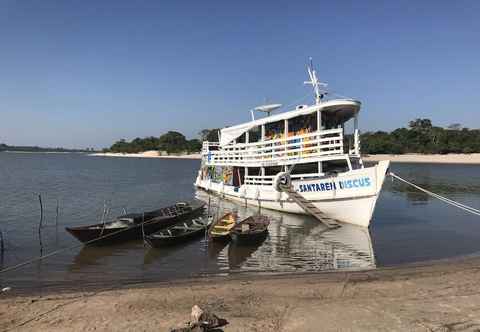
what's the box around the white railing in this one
[244,175,275,186]
[244,173,324,186]
[203,128,344,166]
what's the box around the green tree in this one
[158,131,188,154]
[199,129,220,142]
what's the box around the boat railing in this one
[244,175,275,186]
[202,141,220,154]
[202,128,344,165]
[244,172,323,186]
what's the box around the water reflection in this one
[195,190,376,272]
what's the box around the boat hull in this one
[66,218,177,245]
[66,201,205,245]
[145,228,207,247]
[195,161,390,228]
[231,230,268,244]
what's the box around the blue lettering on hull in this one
[297,177,371,192]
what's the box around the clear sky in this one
[1,0,479,149]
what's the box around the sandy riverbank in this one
[363,153,480,164]
[90,151,480,164]
[89,150,202,159]
[2,256,480,331]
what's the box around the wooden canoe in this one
[65,200,205,245]
[208,212,237,242]
[145,215,212,247]
[230,215,270,244]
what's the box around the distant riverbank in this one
[89,151,480,164]
[363,153,480,164]
[89,150,201,159]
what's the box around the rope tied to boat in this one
[389,172,480,217]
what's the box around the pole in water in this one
[100,200,108,236]
[55,198,59,227]
[141,212,146,247]
[0,229,4,254]
[38,194,44,230]
[207,195,211,217]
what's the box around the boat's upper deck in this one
[219,99,360,146]
[202,99,362,168]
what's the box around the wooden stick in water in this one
[55,198,59,227]
[141,212,146,247]
[38,194,44,231]
[0,229,4,253]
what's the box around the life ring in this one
[273,172,291,192]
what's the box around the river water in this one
[1,152,479,291]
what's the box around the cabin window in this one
[265,166,283,176]
[322,160,349,174]
[247,167,261,176]
[233,167,245,187]
[248,126,261,143]
[350,158,362,170]
[264,120,285,141]
[321,108,356,130]
[210,166,223,183]
[322,111,345,129]
[288,113,317,137]
[236,133,246,144]
[290,162,318,175]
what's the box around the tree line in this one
[361,119,480,154]
[106,118,480,155]
[106,129,220,154]
[0,144,92,153]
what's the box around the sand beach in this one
[2,255,480,331]
[90,151,480,164]
[89,151,202,159]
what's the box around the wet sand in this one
[2,256,480,331]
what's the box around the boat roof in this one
[220,99,361,146]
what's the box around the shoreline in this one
[363,153,480,164]
[2,150,87,154]
[89,150,201,159]
[89,151,480,164]
[2,255,480,331]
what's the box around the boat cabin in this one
[200,66,363,189]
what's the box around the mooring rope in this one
[389,172,480,217]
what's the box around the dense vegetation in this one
[0,144,92,153]
[105,119,480,155]
[361,119,480,154]
[107,131,202,154]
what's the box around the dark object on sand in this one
[66,200,205,244]
[170,305,228,332]
[145,215,212,247]
[230,215,270,244]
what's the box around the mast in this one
[304,58,328,105]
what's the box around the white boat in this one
[195,62,390,227]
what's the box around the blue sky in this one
[1,0,479,148]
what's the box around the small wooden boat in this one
[208,212,237,242]
[230,215,270,244]
[66,200,205,245]
[145,215,213,247]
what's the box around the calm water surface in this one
[1,152,480,291]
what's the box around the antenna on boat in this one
[304,57,328,105]
[250,103,282,120]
